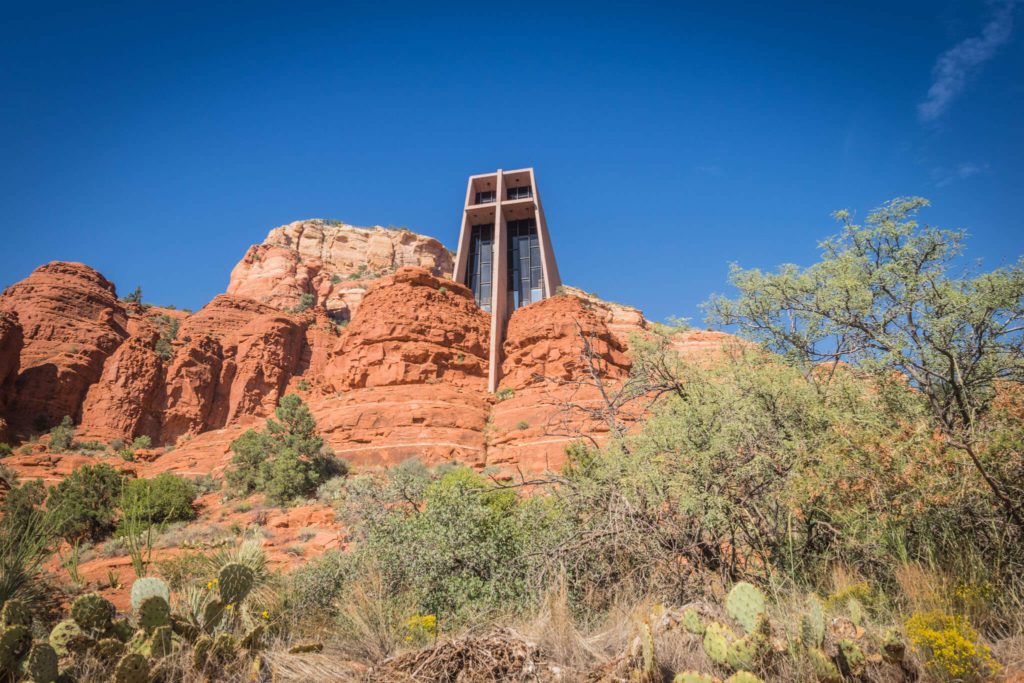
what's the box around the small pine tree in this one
[122,286,143,304]
[48,416,75,452]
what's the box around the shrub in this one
[131,435,152,450]
[121,473,197,526]
[515,421,530,431]
[496,388,515,402]
[46,463,123,542]
[297,379,310,391]
[153,314,179,360]
[121,285,142,304]
[226,394,343,504]
[75,440,105,452]
[0,479,46,532]
[0,443,11,458]
[348,465,544,624]
[905,610,996,682]
[330,274,342,285]
[48,416,75,452]
[291,293,315,313]
[287,550,354,613]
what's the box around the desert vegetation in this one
[0,198,1020,681]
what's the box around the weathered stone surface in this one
[323,267,490,391]
[0,312,23,442]
[227,220,454,320]
[0,262,129,432]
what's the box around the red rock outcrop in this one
[487,295,639,473]
[227,220,454,320]
[0,262,129,432]
[323,267,490,390]
[0,312,23,441]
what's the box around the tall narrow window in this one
[465,223,493,311]
[506,218,543,309]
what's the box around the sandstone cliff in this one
[227,219,454,320]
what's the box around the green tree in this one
[705,197,1024,527]
[226,394,342,504]
[46,463,123,541]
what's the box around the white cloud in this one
[918,0,1020,122]
[932,161,991,187]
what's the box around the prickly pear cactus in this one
[799,595,826,649]
[193,635,213,668]
[672,673,720,683]
[23,642,58,683]
[681,608,706,635]
[836,639,865,678]
[726,636,760,671]
[725,583,766,634]
[138,595,171,633]
[211,632,238,662]
[148,624,174,658]
[807,646,841,683]
[110,618,135,643]
[0,624,31,671]
[113,652,149,683]
[635,621,657,682]
[130,576,170,611]
[882,628,905,663]
[702,622,735,667]
[95,637,126,662]
[202,599,225,631]
[0,599,32,629]
[70,593,114,634]
[217,562,255,606]
[724,673,763,683]
[48,620,83,657]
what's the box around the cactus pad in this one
[836,639,865,678]
[95,637,126,662]
[725,583,766,634]
[211,632,238,662]
[138,595,171,632]
[0,600,32,629]
[130,577,170,611]
[724,673,763,683]
[113,652,149,683]
[23,642,58,683]
[882,628,905,663]
[240,624,264,651]
[48,620,83,657]
[673,673,720,683]
[799,595,826,648]
[148,624,174,658]
[202,600,225,632]
[193,635,213,669]
[217,562,255,606]
[0,624,31,670]
[70,593,114,634]
[702,622,735,666]
[681,608,706,635]
[807,647,841,683]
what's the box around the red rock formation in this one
[486,295,639,473]
[0,262,129,433]
[79,337,164,442]
[0,312,23,442]
[323,267,490,390]
[227,220,454,320]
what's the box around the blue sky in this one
[2,1,1022,324]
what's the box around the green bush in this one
[287,550,354,613]
[46,463,123,542]
[48,416,74,452]
[225,394,344,505]
[0,443,11,458]
[291,293,315,313]
[344,465,545,624]
[121,473,197,526]
[121,285,142,304]
[0,479,46,532]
